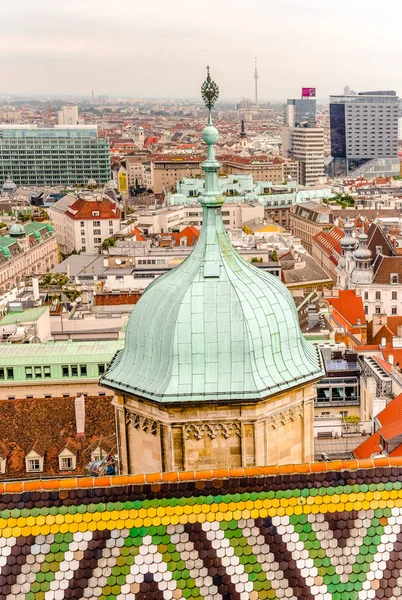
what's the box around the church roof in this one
[101,72,323,403]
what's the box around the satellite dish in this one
[115,258,122,265]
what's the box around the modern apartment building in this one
[330,90,399,176]
[291,127,325,186]
[0,125,111,186]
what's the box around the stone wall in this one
[0,457,402,598]
[116,382,315,474]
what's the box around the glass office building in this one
[284,99,317,127]
[0,125,111,186]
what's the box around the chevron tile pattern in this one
[1,466,402,599]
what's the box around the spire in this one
[199,66,224,206]
[240,119,246,138]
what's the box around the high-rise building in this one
[291,127,325,186]
[283,98,316,128]
[330,90,399,176]
[282,96,324,186]
[57,105,79,125]
[0,125,111,186]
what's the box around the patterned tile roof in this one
[1,458,402,599]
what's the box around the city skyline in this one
[4,0,402,99]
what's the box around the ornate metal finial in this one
[201,66,219,111]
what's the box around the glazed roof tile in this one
[328,290,366,327]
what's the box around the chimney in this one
[397,325,402,338]
[32,275,40,302]
[75,395,86,436]
[381,337,387,348]
[372,313,387,338]
[389,354,395,365]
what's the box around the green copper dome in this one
[101,72,323,404]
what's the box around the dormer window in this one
[391,274,399,284]
[58,448,76,471]
[26,450,43,473]
[376,246,382,255]
[92,211,100,217]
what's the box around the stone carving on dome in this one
[125,410,159,435]
[267,404,304,430]
[184,422,241,440]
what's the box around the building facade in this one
[0,339,123,400]
[49,195,121,254]
[151,156,204,193]
[289,201,334,253]
[0,125,111,186]
[0,221,57,291]
[284,98,317,128]
[330,91,399,175]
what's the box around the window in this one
[44,394,52,398]
[109,220,113,226]
[25,367,33,379]
[364,292,369,300]
[6,368,13,380]
[94,238,101,244]
[364,305,368,314]
[340,411,348,418]
[98,364,106,375]
[62,365,69,377]
[34,366,42,378]
[7,396,15,400]
[59,454,76,470]
[26,395,33,399]
[82,247,86,252]
[93,229,101,235]
[80,365,87,376]
[27,459,41,472]
[80,221,84,227]
[43,366,51,378]
[391,274,399,284]
[392,291,398,300]
[375,291,381,300]
[375,306,381,314]
[71,365,78,377]
[0,368,4,380]
[392,307,398,315]
[93,220,100,226]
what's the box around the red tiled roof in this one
[328,290,366,328]
[354,394,402,458]
[381,347,402,367]
[373,356,392,374]
[127,226,146,242]
[354,432,381,459]
[170,226,200,246]
[66,198,120,221]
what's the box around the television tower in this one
[254,58,259,106]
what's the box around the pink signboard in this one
[302,87,316,98]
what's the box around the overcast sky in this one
[2,0,401,100]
